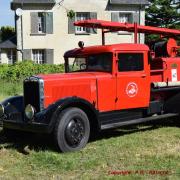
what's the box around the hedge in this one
[0,61,64,81]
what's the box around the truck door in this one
[116,51,150,110]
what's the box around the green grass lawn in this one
[0,80,22,99]
[0,122,179,179]
[0,81,179,179]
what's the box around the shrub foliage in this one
[0,61,64,81]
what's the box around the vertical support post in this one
[134,22,138,44]
[102,29,105,45]
[16,15,23,61]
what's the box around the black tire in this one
[54,107,90,152]
[174,116,180,127]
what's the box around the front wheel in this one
[54,107,90,152]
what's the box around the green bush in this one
[0,61,64,81]
[0,61,65,98]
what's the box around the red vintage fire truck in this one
[0,20,180,152]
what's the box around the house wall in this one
[16,0,146,64]
[0,49,16,64]
[0,50,9,64]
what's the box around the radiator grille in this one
[24,77,44,112]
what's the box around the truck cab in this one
[64,43,150,112]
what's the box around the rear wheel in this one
[54,107,90,152]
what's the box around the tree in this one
[145,0,180,43]
[0,26,16,42]
[146,0,180,28]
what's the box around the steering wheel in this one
[80,63,86,70]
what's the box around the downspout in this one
[16,2,24,61]
[21,14,24,60]
[16,14,23,61]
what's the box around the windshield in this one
[66,53,112,73]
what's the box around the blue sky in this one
[0,0,14,27]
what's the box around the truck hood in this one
[37,72,112,108]
[38,72,111,82]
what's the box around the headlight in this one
[25,104,35,120]
[0,104,4,117]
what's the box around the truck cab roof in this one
[64,43,149,58]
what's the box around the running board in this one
[101,113,178,130]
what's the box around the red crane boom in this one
[74,19,180,36]
[74,19,180,45]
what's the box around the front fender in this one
[1,96,99,134]
[44,96,99,133]
[1,96,24,115]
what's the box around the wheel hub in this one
[65,118,85,147]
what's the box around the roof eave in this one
[109,0,149,5]
[0,43,17,49]
[11,2,56,10]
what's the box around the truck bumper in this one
[1,110,53,134]
[0,95,55,134]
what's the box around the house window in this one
[68,12,97,34]
[38,13,45,33]
[118,53,144,72]
[119,13,132,23]
[7,50,16,64]
[111,12,133,24]
[75,12,90,33]
[111,12,134,34]
[31,12,53,34]
[32,50,45,64]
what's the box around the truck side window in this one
[87,53,112,72]
[118,53,144,72]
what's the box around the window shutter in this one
[111,12,119,34]
[111,12,119,22]
[31,12,38,34]
[45,12,53,34]
[45,49,54,64]
[90,12,97,34]
[68,16,75,34]
[23,49,31,60]
[132,12,140,24]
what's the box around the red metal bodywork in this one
[116,50,150,110]
[40,20,179,113]
[39,72,117,112]
[151,57,180,82]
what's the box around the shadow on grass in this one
[90,117,180,141]
[0,130,56,154]
[0,117,179,154]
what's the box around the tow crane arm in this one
[74,19,180,45]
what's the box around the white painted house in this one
[0,36,17,64]
[11,0,149,64]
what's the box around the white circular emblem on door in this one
[126,82,138,97]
